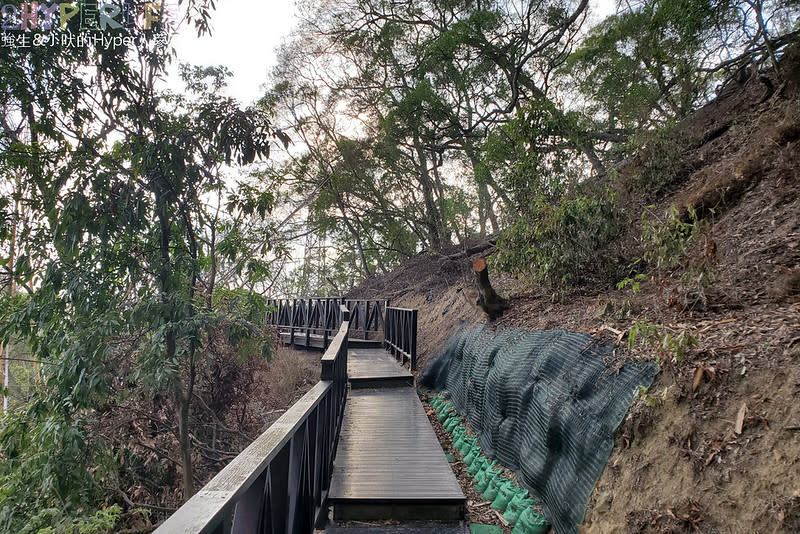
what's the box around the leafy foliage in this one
[568,0,800,129]
[628,321,699,363]
[0,5,284,530]
[641,205,715,285]
[19,505,122,534]
[494,186,623,290]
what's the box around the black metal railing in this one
[155,306,350,534]
[266,298,386,346]
[384,307,418,371]
[345,298,386,340]
[266,297,344,348]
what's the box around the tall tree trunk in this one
[156,179,194,499]
[464,142,505,230]
[413,135,444,251]
[3,172,22,412]
[207,219,217,309]
[174,377,194,499]
[431,161,453,244]
[1,345,7,412]
[336,197,372,278]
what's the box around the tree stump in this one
[473,257,508,320]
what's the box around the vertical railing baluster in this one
[322,299,329,348]
[285,423,305,533]
[410,309,418,371]
[268,444,290,533]
[290,298,297,347]
[366,300,371,337]
[230,469,267,533]
[305,298,311,348]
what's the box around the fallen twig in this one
[494,509,510,526]
[697,318,737,334]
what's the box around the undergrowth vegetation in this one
[493,186,623,290]
[628,321,699,364]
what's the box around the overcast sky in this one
[165,0,300,103]
[165,0,617,104]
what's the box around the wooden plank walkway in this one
[279,331,382,351]
[323,524,469,533]
[328,349,465,521]
[347,348,413,388]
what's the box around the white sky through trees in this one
[166,0,617,103]
[167,1,300,103]
[162,0,619,276]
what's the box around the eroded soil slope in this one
[346,47,800,533]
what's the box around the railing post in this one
[383,306,390,352]
[410,309,418,371]
[323,299,329,348]
[364,300,369,339]
[305,298,312,348]
[290,298,297,347]
[381,300,387,340]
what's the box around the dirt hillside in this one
[346,46,800,533]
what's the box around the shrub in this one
[640,204,715,287]
[494,187,623,290]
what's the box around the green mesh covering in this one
[421,324,659,534]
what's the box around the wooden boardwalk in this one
[279,331,383,351]
[327,350,465,522]
[348,348,414,388]
[324,524,468,533]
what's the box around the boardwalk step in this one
[328,387,465,522]
[330,501,465,521]
[280,332,383,351]
[349,376,414,389]
[347,348,414,388]
[320,522,469,533]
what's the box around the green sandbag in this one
[459,436,476,455]
[444,418,459,432]
[491,480,515,512]
[437,406,453,422]
[463,444,480,465]
[482,477,501,501]
[453,427,466,449]
[503,491,534,524]
[511,507,550,534]
[473,459,494,482]
[469,525,503,534]
[467,456,486,476]
[474,468,492,492]
[474,462,498,492]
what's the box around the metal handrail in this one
[384,307,418,371]
[266,298,386,345]
[343,299,386,340]
[154,306,350,534]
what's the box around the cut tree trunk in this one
[473,257,508,320]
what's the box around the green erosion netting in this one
[421,324,660,534]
